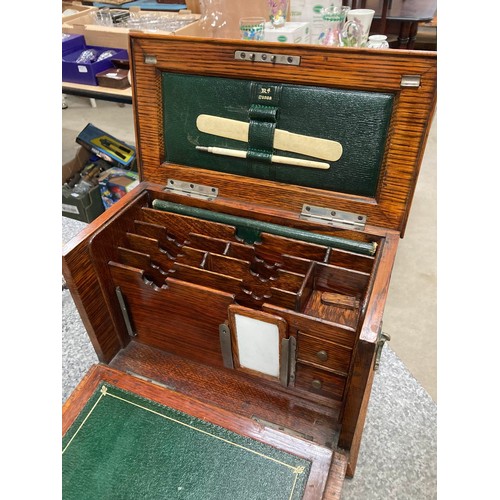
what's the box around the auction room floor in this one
[62,95,437,403]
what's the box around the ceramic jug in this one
[367,34,390,49]
[318,5,350,47]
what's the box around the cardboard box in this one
[290,0,334,43]
[174,0,271,39]
[62,35,129,86]
[263,22,310,44]
[76,123,136,169]
[99,167,140,209]
[62,147,106,223]
[62,8,199,50]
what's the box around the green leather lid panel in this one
[63,383,311,499]
[162,72,394,197]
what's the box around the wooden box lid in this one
[128,33,436,235]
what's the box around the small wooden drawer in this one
[294,363,346,401]
[297,332,352,375]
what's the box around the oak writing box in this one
[62,34,436,498]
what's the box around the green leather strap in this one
[247,91,281,169]
[247,120,276,163]
[152,199,377,256]
[248,103,279,122]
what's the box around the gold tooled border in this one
[63,385,307,500]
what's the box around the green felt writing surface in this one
[162,73,393,197]
[63,384,311,499]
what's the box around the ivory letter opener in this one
[196,114,343,162]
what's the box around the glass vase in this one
[198,0,229,37]
[318,5,350,47]
[267,0,289,29]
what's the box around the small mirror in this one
[228,305,288,382]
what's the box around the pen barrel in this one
[271,155,330,170]
[202,146,329,169]
[208,147,247,159]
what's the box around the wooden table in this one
[62,82,132,105]
[350,0,437,49]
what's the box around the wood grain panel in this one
[294,363,347,401]
[263,304,357,349]
[129,34,436,235]
[108,262,235,367]
[63,188,152,361]
[110,342,342,446]
[297,333,352,376]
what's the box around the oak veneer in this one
[63,34,436,497]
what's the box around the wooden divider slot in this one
[117,247,168,288]
[204,253,251,277]
[174,246,206,268]
[273,269,305,293]
[123,203,377,327]
[185,233,231,254]
[279,255,314,275]
[133,220,184,256]
[169,262,243,296]
[124,233,177,271]
[326,247,375,274]
[299,263,371,327]
[256,233,329,263]
[224,241,256,262]
[141,207,238,242]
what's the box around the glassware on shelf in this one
[239,17,266,40]
[93,8,113,27]
[267,0,289,29]
[317,5,350,47]
[76,49,98,64]
[114,13,197,33]
[367,34,389,49]
[198,0,230,37]
[346,8,375,47]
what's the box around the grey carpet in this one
[62,216,436,499]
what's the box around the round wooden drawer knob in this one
[316,350,328,362]
[311,379,323,390]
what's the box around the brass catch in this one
[374,330,391,370]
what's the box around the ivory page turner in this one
[196,146,330,170]
[196,115,343,162]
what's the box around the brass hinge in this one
[164,179,219,201]
[126,371,177,391]
[300,204,367,231]
[252,417,314,442]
